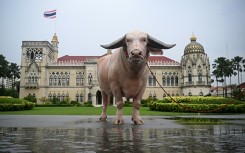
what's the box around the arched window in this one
[188,74,192,83]
[53,76,57,86]
[76,93,79,102]
[88,73,93,85]
[66,93,69,100]
[58,75,62,86]
[175,76,178,86]
[171,76,174,86]
[198,73,202,82]
[49,76,53,86]
[88,93,92,102]
[62,75,66,86]
[66,75,70,86]
[28,76,31,83]
[188,92,192,96]
[61,93,65,101]
[162,76,166,86]
[30,51,34,60]
[152,76,156,86]
[48,93,52,99]
[80,93,83,102]
[199,92,203,96]
[26,51,30,60]
[148,75,153,86]
[57,93,61,101]
[76,75,80,86]
[53,93,56,99]
[167,76,170,86]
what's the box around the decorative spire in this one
[190,33,197,42]
[52,33,59,43]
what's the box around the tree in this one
[0,54,9,93]
[212,57,228,97]
[231,56,244,85]
[8,63,20,89]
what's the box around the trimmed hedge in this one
[149,96,245,113]
[0,98,35,111]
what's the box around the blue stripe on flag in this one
[44,10,56,19]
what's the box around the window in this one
[188,74,192,83]
[48,93,52,99]
[175,76,178,86]
[49,72,70,86]
[171,76,174,86]
[162,76,166,86]
[49,76,53,86]
[88,93,92,102]
[80,93,83,102]
[76,93,79,102]
[152,76,156,86]
[167,76,170,86]
[148,75,152,86]
[88,73,92,85]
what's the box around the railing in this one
[48,61,85,66]
[25,83,38,88]
[148,61,180,66]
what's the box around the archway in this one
[96,90,102,105]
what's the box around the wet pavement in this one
[0,115,245,153]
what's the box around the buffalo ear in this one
[148,47,163,55]
[147,34,176,49]
[100,35,126,49]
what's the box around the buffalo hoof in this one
[99,115,107,121]
[114,118,124,125]
[132,118,144,125]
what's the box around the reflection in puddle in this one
[0,124,244,153]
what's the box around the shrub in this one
[148,96,245,113]
[82,101,93,107]
[24,95,37,103]
[231,88,245,101]
[0,98,35,111]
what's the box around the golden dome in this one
[184,34,204,55]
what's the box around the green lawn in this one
[0,106,191,116]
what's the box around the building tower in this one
[19,33,58,99]
[180,34,211,96]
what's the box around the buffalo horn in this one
[147,34,176,49]
[100,35,126,49]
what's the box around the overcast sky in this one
[0,0,245,83]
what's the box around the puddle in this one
[0,124,245,153]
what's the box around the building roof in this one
[237,82,245,88]
[58,55,178,63]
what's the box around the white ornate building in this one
[19,33,211,105]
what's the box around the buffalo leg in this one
[100,91,108,121]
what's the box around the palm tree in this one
[8,63,20,89]
[231,56,244,85]
[212,57,227,97]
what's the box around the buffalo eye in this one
[141,38,147,42]
[126,39,132,43]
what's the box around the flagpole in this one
[55,9,57,33]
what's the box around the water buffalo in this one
[97,31,175,124]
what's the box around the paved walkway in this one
[0,114,244,128]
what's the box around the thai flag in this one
[44,10,56,19]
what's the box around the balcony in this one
[25,83,38,89]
